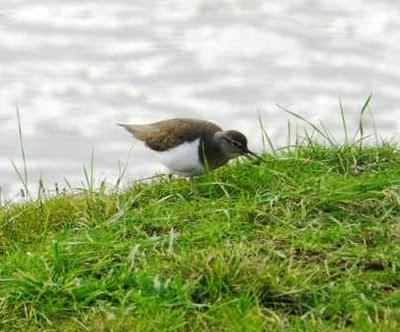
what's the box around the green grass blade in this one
[352,94,373,144]
[12,107,31,199]
[16,107,28,187]
[275,104,336,146]
[339,99,349,144]
[257,111,276,154]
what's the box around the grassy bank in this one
[1,142,400,331]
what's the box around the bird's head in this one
[215,130,266,162]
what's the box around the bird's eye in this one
[231,141,241,147]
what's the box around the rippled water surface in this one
[1,0,400,199]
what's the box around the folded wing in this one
[118,118,222,151]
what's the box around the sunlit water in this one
[1,0,400,201]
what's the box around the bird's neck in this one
[199,134,229,169]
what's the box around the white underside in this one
[157,138,204,176]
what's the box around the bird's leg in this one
[187,175,200,195]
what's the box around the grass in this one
[1,100,400,331]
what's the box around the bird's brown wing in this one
[118,118,222,151]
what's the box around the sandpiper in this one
[118,118,265,177]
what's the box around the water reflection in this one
[0,0,399,199]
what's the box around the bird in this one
[118,118,265,177]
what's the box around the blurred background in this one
[1,0,400,200]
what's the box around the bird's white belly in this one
[157,138,204,176]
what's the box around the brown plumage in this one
[118,118,222,151]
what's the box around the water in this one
[1,0,400,200]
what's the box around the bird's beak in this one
[244,149,267,163]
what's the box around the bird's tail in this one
[117,123,153,141]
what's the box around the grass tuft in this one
[2,103,400,330]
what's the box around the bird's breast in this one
[157,138,204,176]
